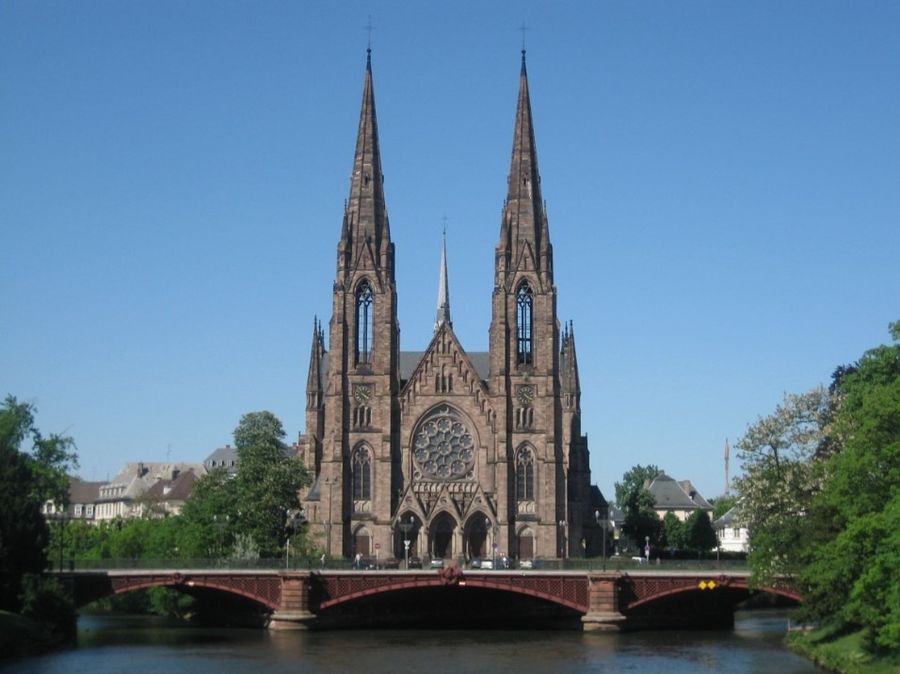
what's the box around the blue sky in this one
[2,1,897,502]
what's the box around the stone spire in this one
[338,49,393,280]
[305,317,325,411]
[434,226,452,331]
[497,50,552,281]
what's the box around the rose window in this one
[412,406,475,480]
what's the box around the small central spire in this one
[434,224,452,332]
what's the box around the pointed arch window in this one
[516,446,535,502]
[356,280,374,365]
[352,446,371,501]
[516,281,533,365]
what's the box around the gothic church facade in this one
[298,51,595,562]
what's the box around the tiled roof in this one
[68,478,103,504]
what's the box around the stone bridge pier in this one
[581,573,626,631]
[269,572,315,630]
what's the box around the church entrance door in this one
[465,515,489,559]
[431,513,456,559]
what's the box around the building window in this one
[352,446,371,501]
[516,446,535,501]
[516,281,533,365]
[74,504,83,517]
[356,280,374,365]
[86,504,94,517]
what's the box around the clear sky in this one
[2,2,897,503]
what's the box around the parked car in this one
[407,557,422,569]
[382,557,400,570]
[429,558,444,569]
[472,558,493,570]
[518,558,534,569]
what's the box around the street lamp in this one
[324,476,334,556]
[558,520,567,561]
[595,509,608,572]
[399,516,414,569]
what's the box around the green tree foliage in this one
[615,464,662,550]
[737,322,900,654]
[800,327,900,652]
[0,396,77,611]
[682,510,718,557]
[734,386,830,581]
[614,464,660,509]
[660,511,685,553]
[180,411,310,559]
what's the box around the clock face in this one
[517,385,535,406]
[354,384,373,404]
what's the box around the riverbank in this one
[0,611,71,659]
[787,625,899,674]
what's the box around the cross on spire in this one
[365,15,374,51]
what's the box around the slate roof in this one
[647,473,712,511]
[713,506,744,529]
[204,445,239,473]
[144,469,199,502]
[68,477,103,504]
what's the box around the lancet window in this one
[356,280,374,364]
[516,281,533,365]
[352,446,371,501]
[516,446,535,502]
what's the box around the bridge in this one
[60,567,800,631]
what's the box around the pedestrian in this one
[320,553,326,569]
[354,552,362,569]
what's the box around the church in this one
[298,50,598,563]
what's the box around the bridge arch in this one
[315,573,589,613]
[71,572,282,611]
[624,576,801,611]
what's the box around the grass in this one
[787,624,900,674]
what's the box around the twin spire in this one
[341,49,550,330]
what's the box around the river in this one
[2,609,818,673]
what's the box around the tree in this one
[682,510,718,557]
[181,411,310,559]
[734,386,830,582]
[615,464,662,550]
[800,324,900,651]
[0,396,77,611]
[660,511,685,553]
[614,464,660,509]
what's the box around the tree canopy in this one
[736,321,900,653]
[615,464,662,550]
[0,396,77,611]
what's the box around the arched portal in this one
[352,526,371,557]
[518,527,535,560]
[430,512,457,559]
[464,514,490,559]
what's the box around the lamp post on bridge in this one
[595,509,608,572]
[558,520,567,562]
[399,516,414,569]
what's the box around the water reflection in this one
[4,610,818,674]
